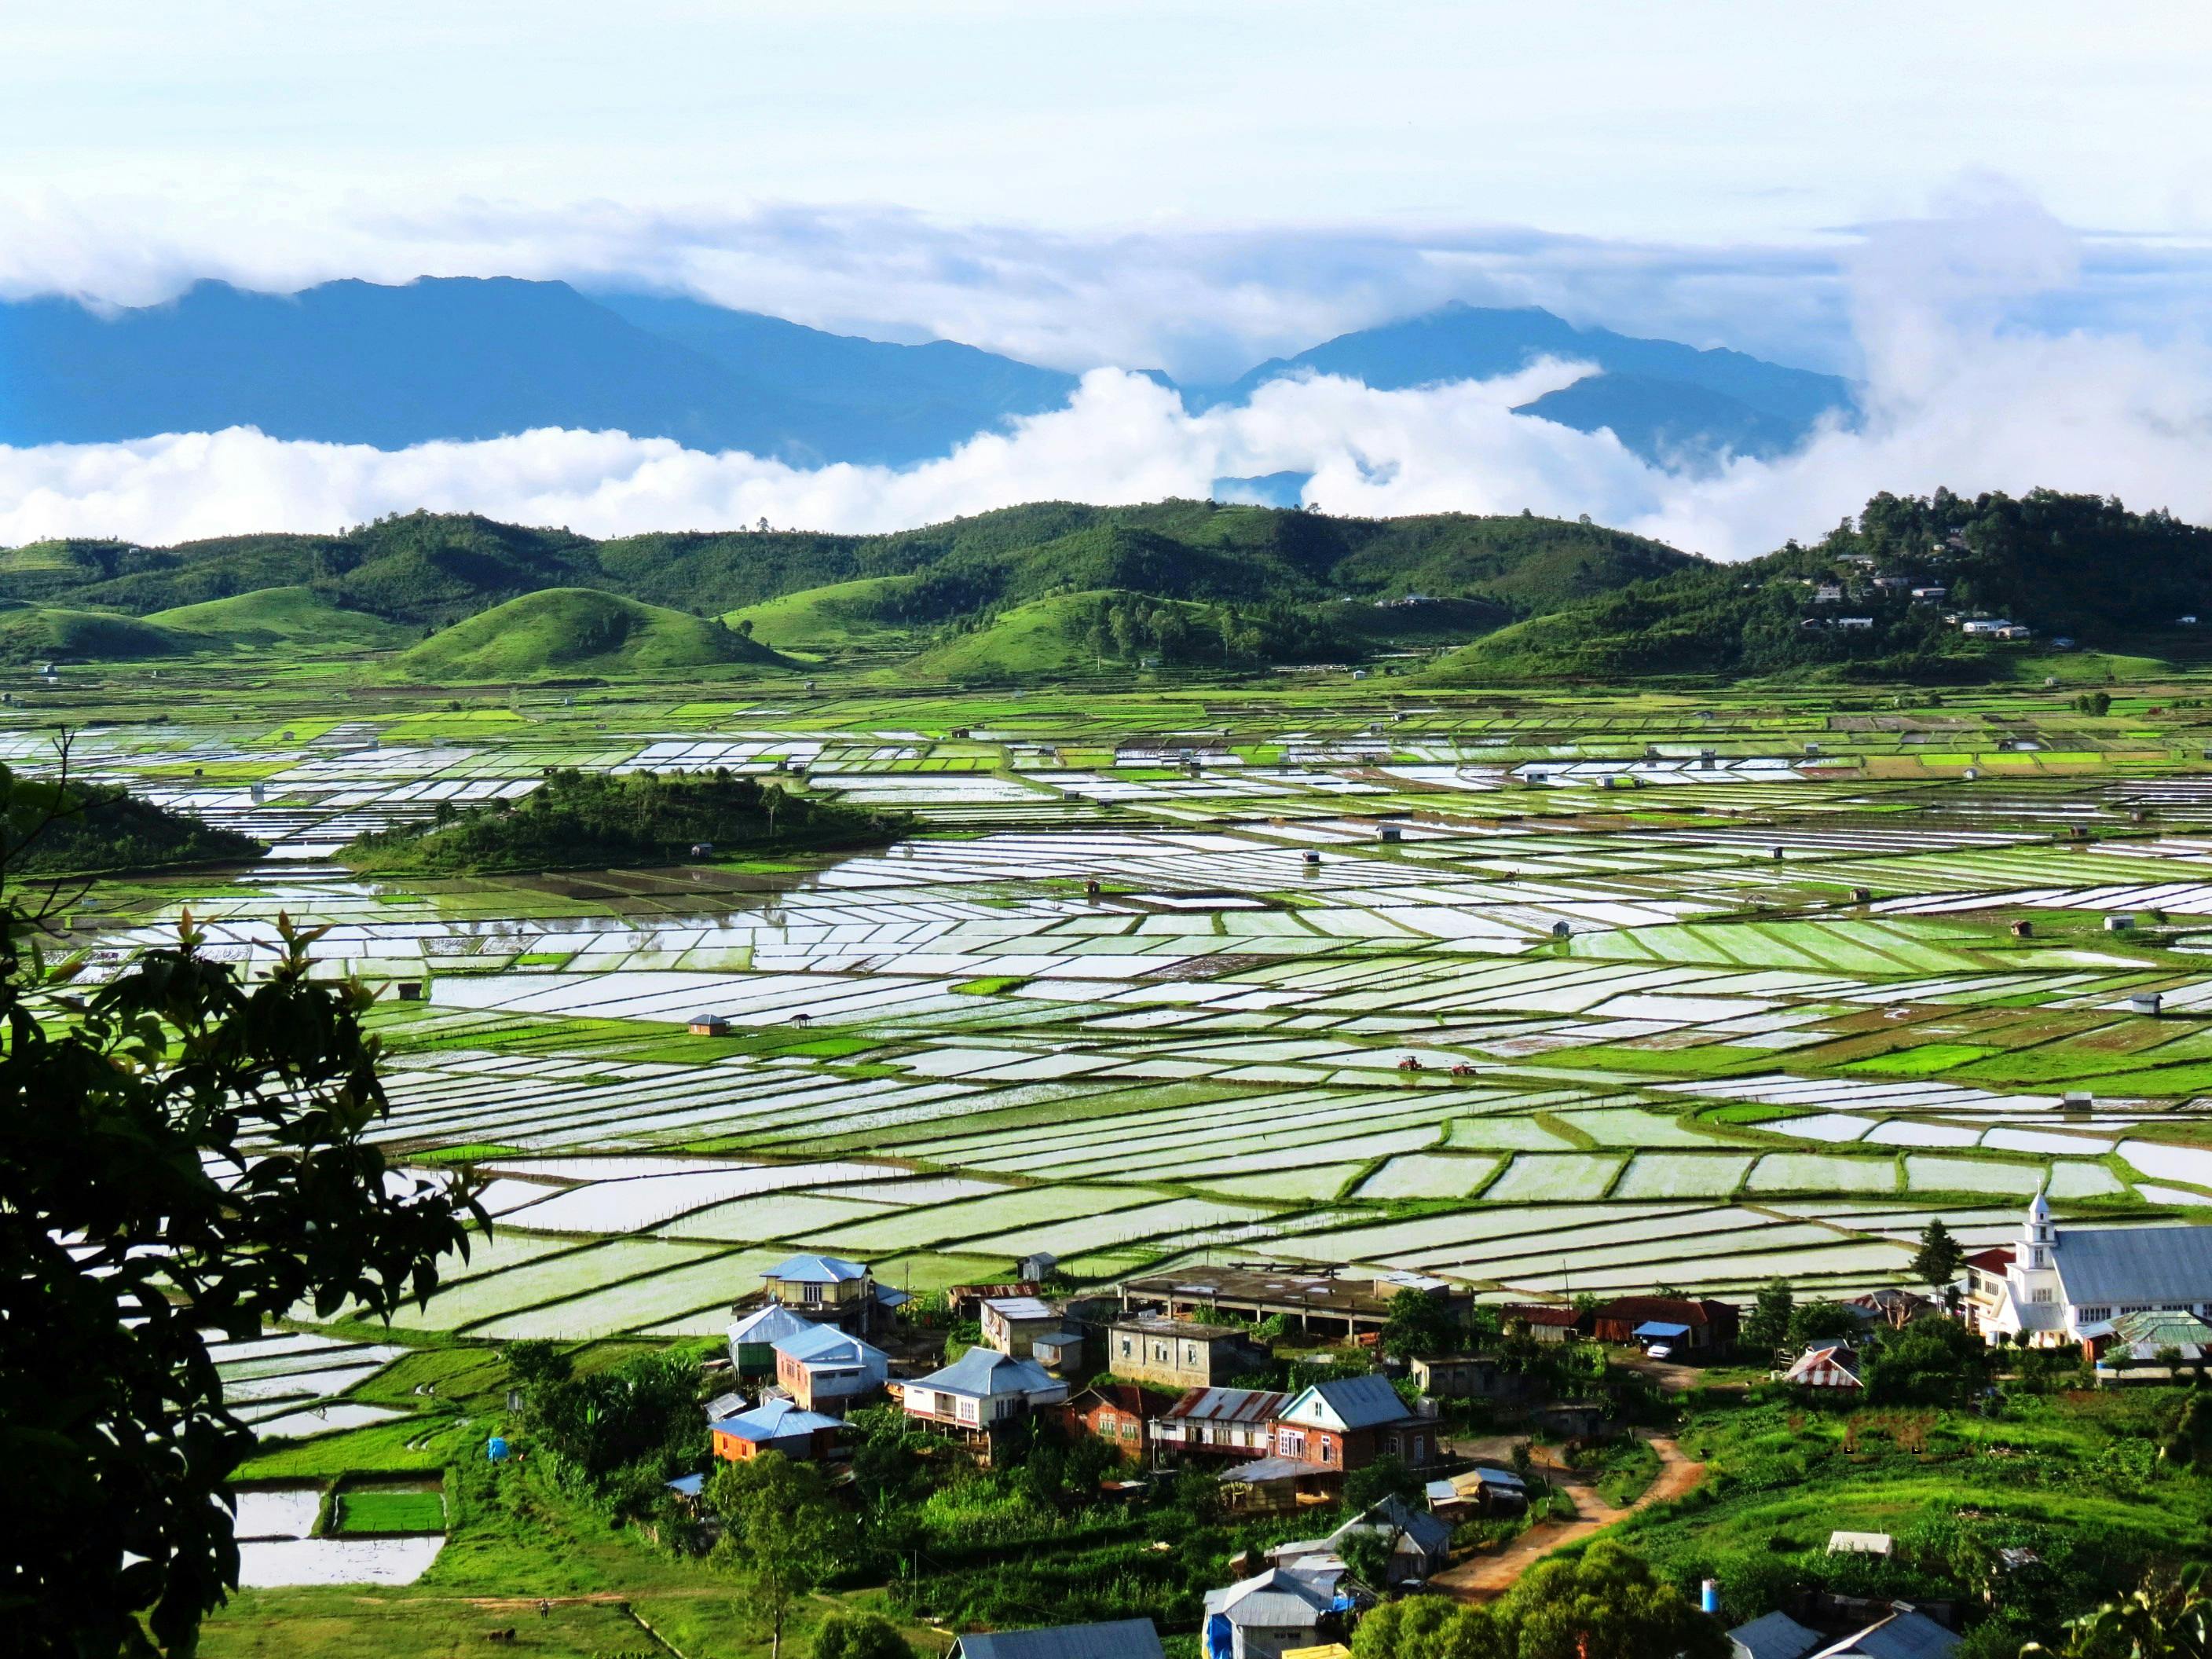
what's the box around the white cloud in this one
[5,199,2210,562]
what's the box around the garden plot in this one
[467,1247,782,1339]
[1354,1153,1502,1199]
[1481,1152,1626,1202]
[239,1536,445,1588]
[1903,1155,2051,1196]
[2119,1139,2212,1188]
[951,1196,1276,1260]
[1611,1152,1756,1199]
[793,1183,1167,1254]
[495,1161,896,1233]
[659,1189,925,1242]
[1746,1152,1899,1193]
[390,1238,723,1331]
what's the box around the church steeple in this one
[2023,1189,2056,1269]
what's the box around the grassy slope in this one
[726,573,932,655]
[0,601,203,664]
[391,589,789,681]
[899,589,1205,681]
[149,586,415,649]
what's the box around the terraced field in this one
[31,672,2212,1416]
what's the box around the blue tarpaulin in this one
[1632,1321,1690,1340]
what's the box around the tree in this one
[1344,1453,1423,1511]
[1379,1287,1462,1359]
[1505,1541,1728,1659]
[1788,1300,1866,1352]
[1744,1277,1796,1364]
[709,1452,849,1659]
[0,850,479,1657]
[1863,1316,1989,1405]
[1912,1219,1968,1295]
[1339,1526,1397,1594]
[813,1610,915,1659]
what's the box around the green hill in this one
[148,586,414,650]
[0,503,1690,640]
[391,588,789,682]
[0,602,202,665]
[1429,489,2212,684]
[901,587,1370,683]
[727,574,944,657]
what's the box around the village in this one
[521,1190,2212,1659]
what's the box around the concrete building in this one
[1108,1317,1265,1390]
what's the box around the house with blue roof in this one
[709,1395,845,1462]
[757,1252,912,1336]
[903,1346,1069,1438]
[1266,1373,1432,1474]
[772,1321,889,1414]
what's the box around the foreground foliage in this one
[0,900,478,1656]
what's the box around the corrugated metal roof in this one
[2056,1225,2212,1307]
[774,1324,887,1368]
[1166,1386,1288,1425]
[1203,1569,1332,1627]
[1729,1611,1822,1659]
[764,1253,869,1284]
[1280,1373,1409,1431]
[729,1305,815,1346]
[915,1347,1060,1399]
[1813,1610,1961,1659]
[983,1296,1060,1322]
[953,1619,1164,1659]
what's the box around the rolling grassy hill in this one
[1427,489,2212,684]
[0,602,202,665]
[725,574,942,657]
[897,591,1169,682]
[0,502,1693,636]
[391,589,789,682]
[148,586,415,650]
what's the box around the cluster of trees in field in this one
[339,766,908,874]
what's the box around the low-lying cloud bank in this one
[6,194,2211,562]
[5,312,2209,563]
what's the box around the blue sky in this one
[5,2,2211,377]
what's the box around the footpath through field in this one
[1430,1433,1704,1603]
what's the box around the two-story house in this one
[1108,1317,1265,1390]
[772,1323,890,1414]
[1267,1374,1431,1474]
[758,1253,910,1335]
[980,1295,1075,1360]
[1150,1386,1289,1459]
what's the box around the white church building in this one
[1965,1192,2212,1346]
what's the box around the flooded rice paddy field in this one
[31,679,2212,1427]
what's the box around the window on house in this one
[1278,1430,1305,1457]
[957,1397,978,1423]
[2078,1307,2111,1322]
[2031,1288,2054,1304]
[1119,1336,1133,1357]
[1319,1436,1333,1461]
[802,1282,822,1306]
[1386,1434,1400,1455]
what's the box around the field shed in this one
[1783,1345,1863,1390]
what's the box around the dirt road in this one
[1430,1435,1704,1602]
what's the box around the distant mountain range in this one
[0,279,1855,470]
